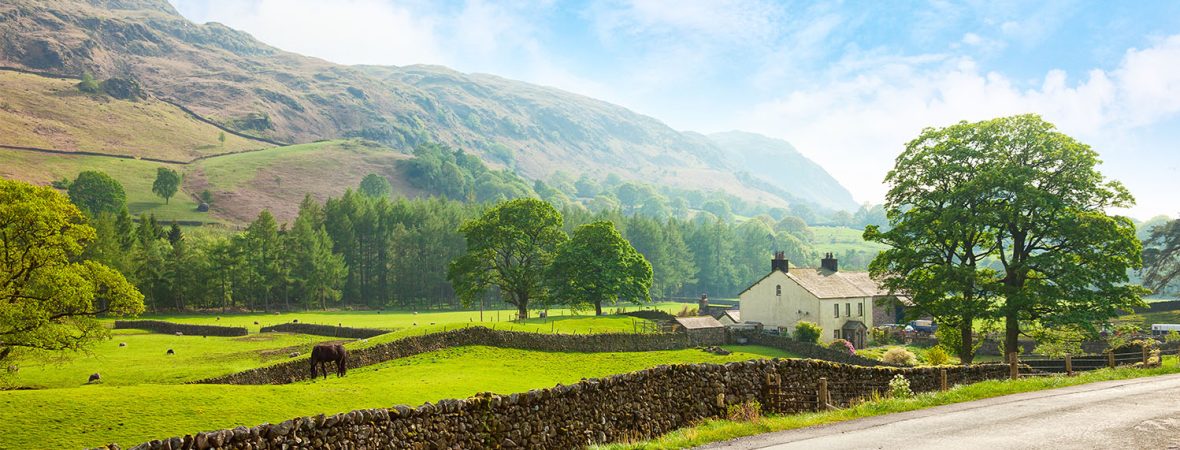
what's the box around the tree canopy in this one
[67,170,126,216]
[868,114,1147,358]
[548,221,652,315]
[151,167,181,204]
[358,173,392,198]
[0,179,144,364]
[1143,218,1180,294]
[448,198,566,318]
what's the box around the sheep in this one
[166,349,175,355]
[292,319,299,323]
[118,342,127,347]
[289,352,300,358]
[88,373,101,383]
[174,332,183,336]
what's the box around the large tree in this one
[1143,218,1180,294]
[151,167,181,204]
[358,173,392,198]
[548,221,652,315]
[1,179,144,364]
[870,114,1147,357]
[67,170,126,216]
[448,198,566,319]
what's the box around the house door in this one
[842,329,865,349]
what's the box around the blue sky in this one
[171,0,1180,219]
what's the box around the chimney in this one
[698,294,709,315]
[821,252,838,272]
[770,251,789,273]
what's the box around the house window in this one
[858,302,864,317]
[834,303,839,318]
[845,303,851,317]
[834,330,840,339]
[776,285,781,296]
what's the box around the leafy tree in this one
[218,131,226,147]
[289,203,346,309]
[77,72,100,94]
[240,211,284,311]
[871,114,1147,357]
[548,221,652,315]
[67,171,126,216]
[152,167,182,204]
[448,198,567,319]
[1143,218,1180,294]
[0,179,143,364]
[359,173,392,198]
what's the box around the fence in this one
[1014,345,1162,377]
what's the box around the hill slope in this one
[709,131,859,212]
[0,0,851,211]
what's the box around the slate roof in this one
[673,316,724,330]
[723,310,741,323]
[786,268,887,299]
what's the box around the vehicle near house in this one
[1150,323,1180,337]
[905,320,937,335]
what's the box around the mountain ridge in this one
[0,0,857,213]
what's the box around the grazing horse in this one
[310,344,347,379]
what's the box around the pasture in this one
[0,305,787,449]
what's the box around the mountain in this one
[0,0,854,214]
[709,131,859,212]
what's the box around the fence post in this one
[1143,346,1149,365]
[817,377,829,411]
[940,369,948,392]
[1008,352,1019,380]
[1065,353,1073,376]
[1106,349,1115,368]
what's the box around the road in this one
[699,373,1180,450]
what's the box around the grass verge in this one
[596,357,1180,449]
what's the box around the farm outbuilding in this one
[672,316,726,344]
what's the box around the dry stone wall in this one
[114,320,248,337]
[194,326,720,385]
[260,323,388,339]
[105,359,1010,450]
[731,330,890,366]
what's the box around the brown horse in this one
[309,343,347,379]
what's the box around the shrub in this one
[794,321,822,344]
[675,306,698,318]
[882,347,918,366]
[828,338,855,355]
[725,400,762,422]
[77,72,100,93]
[869,326,897,346]
[924,346,950,365]
[1167,331,1180,344]
[889,374,913,398]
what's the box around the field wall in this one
[106,359,1010,450]
[193,326,721,385]
[113,320,248,337]
[260,323,388,339]
[732,331,890,366]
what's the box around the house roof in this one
[723,310,740,322]
[786,268,888,299]
[673,316,724,330]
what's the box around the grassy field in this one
[5,330,336,389]
[597,357,1180,449]
[0,148,220,223]
[809,226,888,255]
[0,344,796,449]
[0,70,267,160]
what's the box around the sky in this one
[170,0,1180,219]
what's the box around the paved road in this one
[700,373,1180,450]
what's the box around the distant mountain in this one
[0,0,855,212]
[709,131,859,212]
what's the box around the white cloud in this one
[740,35,1180,217]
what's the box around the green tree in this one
[548,221,652,315]
[359,173,392,198]
[151,167,182,204]
[872,115,1147,356]
[289,200,346,309]
[0,179,144,364]
[77,72,100,94]
[448,198,567,319]
[67,171,126,216]
[218,131,226,148]
[1143,218,1179,294]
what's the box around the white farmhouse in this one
[738,252,900,348]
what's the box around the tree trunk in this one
[595,300,603,316]
[1005,310,1020,358]
[959,319,975,364]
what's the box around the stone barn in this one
[671,316,726,345]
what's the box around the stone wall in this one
[107,359,1010,450]
[194,326,722,385]
[260,323,388,339]
[730,330,890,367]
[114,320,248,337]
